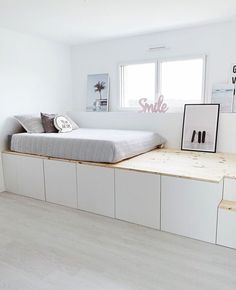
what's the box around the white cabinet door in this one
[17,155,45,200]
[2,153,45,200]
[44,160,77,208]
[2,153,19,194]
[161,176,223,243]
[115,169,160,229]
[217,208,236,249]
[223,178,236,201]
[77,164,115,217]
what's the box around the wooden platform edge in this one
[1,149,225,183]
[219,200,236,212]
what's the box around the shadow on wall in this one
[0,117,24,151]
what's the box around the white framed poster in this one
[212,84,234,113]
[86,74,109,112]
[181,104,220,153]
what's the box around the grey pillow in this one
[14,115,44,133]
[41,113,58,133]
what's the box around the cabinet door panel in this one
[2,153,45,200]
[223,178,236,201]
[2,153,19,194]
[77,164,115,217]
[18,156,45,200]
[161,176,223,243]
[217,209,236,249]
[115,169,160,229]
[44,160,77,208]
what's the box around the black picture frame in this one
[181,104,220,153]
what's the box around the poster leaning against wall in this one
[181,104,220,153]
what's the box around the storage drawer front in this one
[161,176,223,243]
[77,164,115,217]
[115,169,160,229]
[223,178,236,201]
[3,153,45,200]
[18,156,45,200]
[44,160,77,208]
[2,153,19,194]
[217,208,236,249]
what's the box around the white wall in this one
[0,27,73,191]
[71,21,236,153]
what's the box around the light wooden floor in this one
[0,193,236,290]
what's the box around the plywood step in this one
[219,200,236,211]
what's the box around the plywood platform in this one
[112,149,236,182]
[4,148,236,183]
[219,200,236,211]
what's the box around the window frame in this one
[118,55,206,112]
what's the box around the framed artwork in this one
[211,84,234,113]
[86,74,109,112]
[181,104,220,153]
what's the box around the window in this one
[159,57,205,112]
[120,62,156,109]
[119,56,205,112]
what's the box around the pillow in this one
[40,113,58,133]
[14,115,44,133]
[54,115,73,133]
[65,115,79,130]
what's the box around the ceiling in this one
[0,0,235,45]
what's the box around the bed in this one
[10,128,165,163]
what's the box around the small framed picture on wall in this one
[181,104,220,153]
[86,73,109,112]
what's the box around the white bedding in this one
[10,128,165,163]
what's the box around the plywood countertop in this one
[219,200,236,211]
[111,149,236,183]
[3,148,236,183]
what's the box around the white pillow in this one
[54,115,73,133]
[14,115,44,133]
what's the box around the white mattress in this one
[11,128,165,163]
